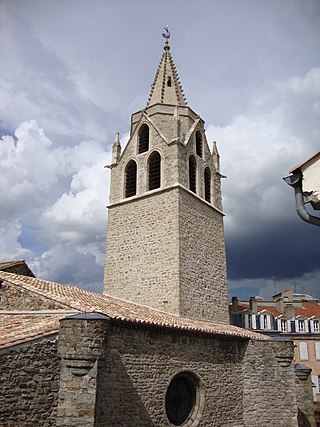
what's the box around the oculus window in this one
[165,373,199,426]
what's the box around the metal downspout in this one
[283,172,320,227]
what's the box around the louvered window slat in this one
[196,131,202,158]
[204,167,211,202]
[148,152,161,190]
[125,161,137,198]
[189,156,196,193]
[138,124,149,153]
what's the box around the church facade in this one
[0,38,316,427]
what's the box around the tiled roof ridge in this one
[0,313,63,349]
[0,259,26,266]
[0,271,264,340]
[0,259,35,277]
[0,270,181,315]
[0,271,76,310]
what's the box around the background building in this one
[230,288,320,423]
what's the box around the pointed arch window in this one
[196,131,203,158]
[138,124,149,154]
[125,160,137,198]
[148,151,161,190]
[189,155,197,194]
[204,167,211,203]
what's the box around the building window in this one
[298,319,305,332]
[165,373,202,426]
[204,167,211,203]
[195,131,202,157]
[313,320,320,333]
[189,156,197,194]
[244,314,251,329]
[138,124,149,154]
[125,160,137,198]
[280,319,287,332]
[315,342,320,360]
[148,151,161,191]
[167,77,172,87]
[263,316,268,330]
[299,342,309,361]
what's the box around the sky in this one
[0,0,319,300]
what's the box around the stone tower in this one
[104,38,228,323]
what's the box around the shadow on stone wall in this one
[298,409,312,427]
[95,352,155,426]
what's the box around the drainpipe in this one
[283,172,320,227]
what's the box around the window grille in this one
[125,160,137,198]
[148,151,161,190]
[138,124,149,154]
[196,131,202,157]
[189,156,197,193]
[204,167,211,202]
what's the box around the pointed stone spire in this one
[147,34,187,107]
[111,132,121,166]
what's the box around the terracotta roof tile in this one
[295,302,320,318]
[232,301,320,319]
[0,271,263,341]
[257,305,281,316]
[0,259,35,277]
[0,313,63,348]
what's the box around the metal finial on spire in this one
[162,25,171,41]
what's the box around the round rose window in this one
[165,374,197,426]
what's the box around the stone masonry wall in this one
[56,316,108,427]
[95,323,247,427]
[0,336,59,427]
[0,281,67,310]
[104,188,181,315]
[242,339,298,427]
[295,367,316,427]
[179,188,229,323]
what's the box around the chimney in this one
[284,303,295,318]
[232,297,239,313]
[275,297,285,314]
[249,297,257,313]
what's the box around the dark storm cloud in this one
[226,218,320,281]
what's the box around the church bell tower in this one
[104,33,228,323]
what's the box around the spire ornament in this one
[162,25,171,42]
